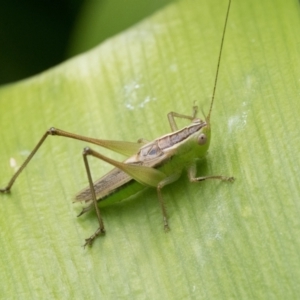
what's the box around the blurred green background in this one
[0,0,174,84]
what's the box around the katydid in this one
[1,0,233,247]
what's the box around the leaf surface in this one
[1,0,300,298]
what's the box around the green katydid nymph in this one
[0,0,234,247]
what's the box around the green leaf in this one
[1,0,300,298]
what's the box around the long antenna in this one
[206,0,231,123]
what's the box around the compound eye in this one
[198,133,207,145]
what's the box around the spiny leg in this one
[0,127,131,193]
[187,163,234,183]
[0,130,50,193]
[156,173,181,231]
[81,146,151,246]
[82,147,106,247]
[167,106,198,131]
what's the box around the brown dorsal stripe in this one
[157,122,205,150]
